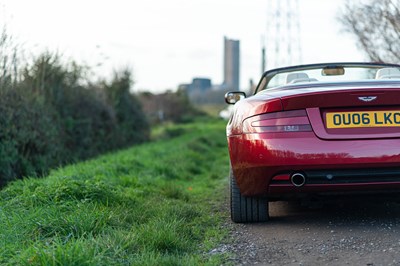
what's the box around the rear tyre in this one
[230,168,269,223]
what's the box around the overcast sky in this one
[1,0,364,92]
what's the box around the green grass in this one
[0,119,230,265]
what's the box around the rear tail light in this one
[242,110,312,133]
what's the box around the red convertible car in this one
[225,62,400,223]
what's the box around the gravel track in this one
[221,196,400,265]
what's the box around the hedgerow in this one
[0,34,149,185]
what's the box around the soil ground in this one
[223,195,400,266]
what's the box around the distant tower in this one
[262,0,302,71]
[224,36,240,91]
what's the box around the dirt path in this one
[223,196,400,265]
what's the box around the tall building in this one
[190,78,212,91]
[223,37,240,91]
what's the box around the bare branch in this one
[338,0,400,63]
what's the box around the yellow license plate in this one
[326,110,400,129]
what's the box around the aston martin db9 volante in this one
[226,62,400,223]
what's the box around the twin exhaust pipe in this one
[290,172,306,187]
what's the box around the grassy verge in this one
[0,119,230,265]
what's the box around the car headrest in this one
[286,72,309,84]
[288,78,319,84]
[375,67,400,79]
[286,72,318,84]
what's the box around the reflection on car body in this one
[225,62,400,223]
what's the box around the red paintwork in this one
[271,174,290,181]
[227,80,400,198]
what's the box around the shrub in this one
[0,87,63,184]
[0,52,149,185]
[139,89,205,125]
[20,53,119,160]
[101,69,150,147]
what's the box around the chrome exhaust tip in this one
[290,172,306,187]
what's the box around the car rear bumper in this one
[228,132,400,197]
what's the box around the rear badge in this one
[358,96,377,102]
